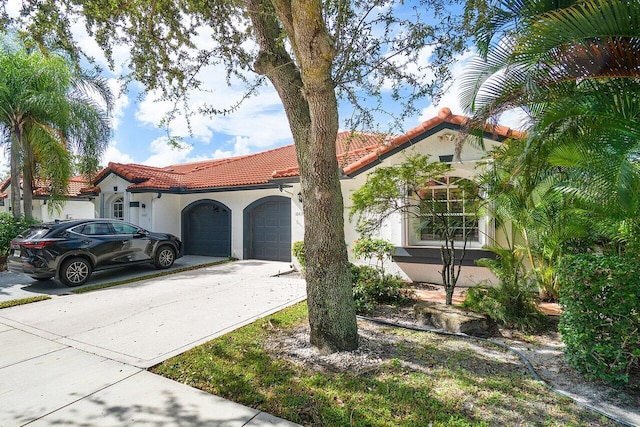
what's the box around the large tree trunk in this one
[10,130,22,218]
[248,0,358,352]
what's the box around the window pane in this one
[112,222,138,235]
[82,223,113,235]
[410,177,480,244]
[113,198,124,220]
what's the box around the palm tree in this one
[462,0,640,294]
[478,139,592,299]
[462,0,640,215]
[0,35,112,218]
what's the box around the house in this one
[0,175,96,221]
[86,108,519,285]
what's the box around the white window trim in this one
[403,176,492,249]
[113,197,124,220]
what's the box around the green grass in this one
[0,295,50,309]
[151,302,615,427]
[72,259,232,293]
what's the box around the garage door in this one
[246,197,291,262]
[182,200,231,256]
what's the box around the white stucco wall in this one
[37,200,95,221]
[129,193,155,230]
[150,194,181,236]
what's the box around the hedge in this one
[557,254,640,385]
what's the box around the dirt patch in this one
[267,283,639,425]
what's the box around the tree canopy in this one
[462,0,640,298]
[461,0,640,214]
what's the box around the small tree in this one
[351,153,480,305]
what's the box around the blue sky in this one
[3,1,524,172]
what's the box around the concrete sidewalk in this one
[0,260,305,426]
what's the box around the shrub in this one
[557,254,640,385]
[293,240,409,314]
[291,241,306,269]
[351,238,395,275]
[0,213,40,257]
[464,247,546,332]
[350,263,408,314]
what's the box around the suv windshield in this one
[18,227,49,240]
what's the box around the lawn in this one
[151,302,614,426]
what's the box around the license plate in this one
[13,249,21,257]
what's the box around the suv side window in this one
[73,223,114,236]
[112,222,139,235]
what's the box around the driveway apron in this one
[0,260,306,426]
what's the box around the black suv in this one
[8,219,182,286]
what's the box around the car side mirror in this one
[135,230,149,237]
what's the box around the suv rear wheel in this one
[60,257,93,286]
[154,245,175,269]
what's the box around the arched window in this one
[113,198,124,220]
[408,177,480,245]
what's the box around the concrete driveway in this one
[0,260,306,426]
[0,255,226,303]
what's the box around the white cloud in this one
[5,0,21,16]
[101,142,134,166]
[380,44,437,92]
[134,62,293,155]
[140,137,213,167]
[106,78,130,130]
[419,50,475,120]
[212,136,253,159]
[68,20,131,76]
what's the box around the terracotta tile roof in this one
[92,108,520,192]
[0,175,91,198]
[179,145,298,190]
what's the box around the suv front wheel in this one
[154,245,176,269]
[60,257,93,287]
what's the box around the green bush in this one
[464,247,546,332]
[557,254,640,385]
[351,238,395,275]
[291,241,306,268]
[0,213,40,257]
[350,263,408,314]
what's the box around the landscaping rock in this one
[414,301,500,337]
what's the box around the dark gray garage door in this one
[182,200,231,256]
[245,197,291,262]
